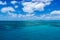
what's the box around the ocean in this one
[0,20,60,40]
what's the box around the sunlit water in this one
[0,21,60,40]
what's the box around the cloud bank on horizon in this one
[0,0,60,20]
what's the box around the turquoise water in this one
[0,21,60,40]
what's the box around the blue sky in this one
[0,0,60,21]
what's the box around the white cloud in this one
[15,5,18,8]
[39,10,60,20]
[1,9,60,20]
[17,13,37,20]
[22,2,36,13]
[34,3,45,11]
[22,6,34,13]
[18,14,23,17]
[1,6,60,20]
[17,10,60,20]
[22,0,53,13]
[0,1,7,5]
[19,10,60,20]
[50,10,60,14]
[1,7,15,13]
[11,13,17,17]
[11,1,17,4]
[0,7,17,17]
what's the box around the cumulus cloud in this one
[0,1,7,5]
[22,0,53,13]
[15,5,18,8]
[1,7,15,13]
[18,13,35,19]
[0,7,17,17]
[11,1,18,4]
[40,10,60,20]
[11,13,17,17]
[1,7,60,20]
[12,10,60,20]
[50,10,60,14]
[20,10,60,20]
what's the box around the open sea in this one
[0,20,60,40]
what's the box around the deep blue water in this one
[0,21,60,40]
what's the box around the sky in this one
[0,0,60,21]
